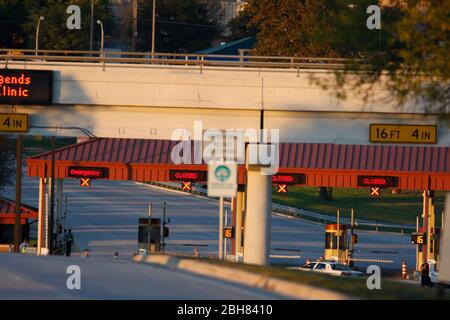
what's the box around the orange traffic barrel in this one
[402,261,407,280]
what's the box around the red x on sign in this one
[370,187,380,197]
[277,184,287,193]
[80,178,91,187]
[182,181,192,192]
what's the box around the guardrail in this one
[147,181,415,233]
[0,49,368,71]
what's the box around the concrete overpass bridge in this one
[1,50,448,266]
[1,50,448,145]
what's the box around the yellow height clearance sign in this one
[0,113,29,133]
[370,124,437,144]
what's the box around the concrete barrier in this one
[134,254,355,300]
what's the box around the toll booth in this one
[414,226,441,270]
[138,218,161,253]
[324,224,349,263]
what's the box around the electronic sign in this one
[0,69,53,105]
[357,175,397,188]
[68,166,108,179]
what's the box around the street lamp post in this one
[35,16,44,56]
[97,20,104,58]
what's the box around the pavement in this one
[0,253,283,299]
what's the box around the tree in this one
[226,8,257,41]
[327,0,450,117]
[21,0,114,51]
[134,0,221,53]
[0,136,15,191]
[241,0,449,117]
[242,0,340,57]
[0,0,42,48]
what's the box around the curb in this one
[133,254,355,300]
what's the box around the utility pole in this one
[151,0,156,56]
[13,135,23,252]
[132,0,138,52]
[90,0,94,53]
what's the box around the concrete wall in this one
[1,61,448,145]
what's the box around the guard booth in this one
[324,223,349,263]
[413,226,441,270]
[0,197,38,252]
[138,218,161,253]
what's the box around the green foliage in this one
[0,0,113,50]
[21,0,113,51]
[134,0,221,53]
[226,8,257,41]
[241,0,449,116]
[273,186,446,225]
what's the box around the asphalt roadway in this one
[0,253,282,299]
[1,176,415,270]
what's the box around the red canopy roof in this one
[0,197,38,224]
[27,138,450,190]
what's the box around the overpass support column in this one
[243,167,271,265]
[37,178,46,255]
[56,179,64,246]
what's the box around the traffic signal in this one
[163,226,169,238]
[370,187,380,197]
[277,184,287,193]
[80,177,91,187]
[182,181,192,192]
[352,233,358,244]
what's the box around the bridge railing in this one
[0,49,368,71]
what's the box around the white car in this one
[293,261,364,277]
[429,260,450,287]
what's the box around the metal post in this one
[97,20,104,57]
[147,202,152,252]
[235,190,244,255]
[162,201,166,252]
[13,135,23,252]
[35,16,44,56]
[428,194,435,261]
[224,209,228,260]
[422,190,429,263]
[48,136,56,254]
[37,178,46,255]
[90,0,94,53]
[151,0,156,56]
[56,179,63,249]
[337,209,340,262]
[350,208,354,259]
[219,196,224,259]
[416,215,420,271]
